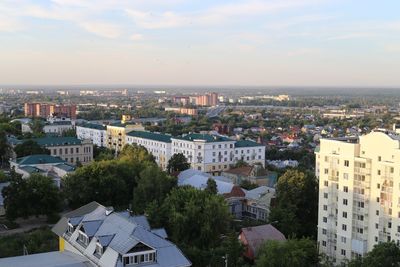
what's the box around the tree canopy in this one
[14,140,50,158]
[269,169,318,238]
[2,171,61,221]
[205,178,218,195]
[167,153,190,174]
[256,238,319,267]
[347,242,400,267]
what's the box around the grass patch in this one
[0,226,58,258]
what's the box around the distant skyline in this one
[1,0,400,87]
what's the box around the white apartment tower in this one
[316,131,400,263]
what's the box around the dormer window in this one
[77,230,89,247]
[123,242,156,266]
[67,223,74,235]
[94,242,103,258]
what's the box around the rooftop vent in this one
[105,207,114,216]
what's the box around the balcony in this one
[328,176,339,182]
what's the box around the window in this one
[77,231,89,246]
[343,173,349,180]
[323,217,327,223]
[67,223,74,235]
[95,242,103,256]
[376,210,379,216]
[377,183,380,189]
[322,241,326,247]
[342,224,347,231]
[377,197,380,203]
[322,229,327,235]
[341,249,346,256]
[343,186,348,193]
[123,252,156,266]
[343,212,347,218]
[343,199,348,205]
[376,223,379,229]
[324,169,328,174]
[324,181,328,186]
[344,160,349,167]
[378,170,381,175]
[324,193,328,199]
[341,236,346,243]
[378,156,381,161]
[323,205,327,211]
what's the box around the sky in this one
[1,0,400,87]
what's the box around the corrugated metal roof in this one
[0,251,91,267]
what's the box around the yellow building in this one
[106,123,144,152]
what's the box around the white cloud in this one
[125,9,189,29]
[130,33,144,41]
[80,21,122,38]
[326,32,374,41]
[0,15,24,32]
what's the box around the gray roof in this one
[53,202,191,267]
[241,224,286,256]
[0,251,91,267]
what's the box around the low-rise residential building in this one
[223,165,278,186]
[0,202,191,267]
[36,137,93,165]
[178,169,275,221]
[239,224,286,260]
[126,131,172,170]
[9,154,75,187]
[76,123,107,147]
[44,121,74,135]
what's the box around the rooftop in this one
[15,154,66,165]
[127,131,172,143]
[173,133,233,143]
[0,251,90,267]
[241,224,286,255]
[35,137,82,147]
[77,123,106,130]
[235,140,264,148]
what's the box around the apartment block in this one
[125,131,265,172]
[316,130,400,263]
[24,103,77,119]
[106,123,144,153]
[76,123,107,147]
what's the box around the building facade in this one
[106,123,144,153]
[126,131,172,170]
[24,103,77,119]
[76,123,107,147]
[316,131,400,263]
[125,132,265,173]
[37,137,94,165]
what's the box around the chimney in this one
[105,207,114,216]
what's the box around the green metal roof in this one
[127,131,172,143]
[235,140,264,148]
[77,123,106,130]
[174,133,233,143]
[19,166,45,173]
[34,137,82,147]
[16,154,66,165]
[55,163,76,172]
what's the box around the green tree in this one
[205,178,218,195]
[14,140,50,158]
[347,242,400,267]
[234,159,249,168]
[93,146,114,161]
[2,172,61,221]
[119,144,155,163]
[150,186,231,249]
[29,119,45,137]
[167,153,190,174]
[221,233,245,267]
[132,165,176,213]
[240,180,258,190]
[63,160,130,208]
[0,130,11,167]
[256,238,319,267]
[269,169,318,238]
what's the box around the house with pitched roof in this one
[0,202,191,267]
[239,224,286,260]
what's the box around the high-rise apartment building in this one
[195,92,219,106]
[24,103,77,119]
[316,131,400,263]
